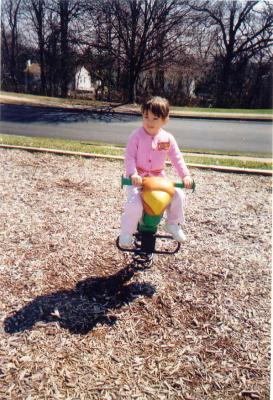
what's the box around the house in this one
[24,60,41,92]
[23,61,98,99]
[73,66,96,99]
[75,66,92,91]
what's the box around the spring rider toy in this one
[116,176,195,269]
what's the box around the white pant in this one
[120,186,186,235]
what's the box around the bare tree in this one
[46,0,83,97]
[90,0,192,103]
[44,8,61,96]
[1,0,23,91]
[23,0,47,94]
[82,1,116,100]
[190,0,273,106]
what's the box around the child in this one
[119,96,193,247]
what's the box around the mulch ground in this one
[0,149,271,400]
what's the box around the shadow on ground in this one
[0,104,140,124]
[4,265,155,335]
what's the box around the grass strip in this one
[172,106,272,115]
[0,134,124,156]
[182,148,272,158]
[184,155,271,170]
[1,91,272,115]
[0,133,271,170]
[0,90,119,108]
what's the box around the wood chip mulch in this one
[0,149,271,400]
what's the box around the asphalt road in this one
[0,103,272,153]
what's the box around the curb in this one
[112,110,272,122]
[1,144,272,176]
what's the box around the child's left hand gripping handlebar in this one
[121,176,196,192]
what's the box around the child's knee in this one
[125,195,143,216]
[127,193,141,205]
[174,188,185,205]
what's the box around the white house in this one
[73,66,97,99]
[24,59,41,92]
[75,67,93,91]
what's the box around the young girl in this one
[119,96,193,247]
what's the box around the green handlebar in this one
[122,177,133,187]
[121,176,195,192]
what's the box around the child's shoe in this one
[164,223,187,242]
[119,233,133,248]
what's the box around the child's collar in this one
[142,127,162,137]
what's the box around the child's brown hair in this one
[141,96,169,119]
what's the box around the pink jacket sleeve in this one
[168,135,190,179]
[125,131,138,177]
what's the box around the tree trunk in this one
[38,34,46,95]
[32,0,47,95]
[60,2,69,98]
[128,70,136,103]
[155,68,165,96]
[216,57,232,107]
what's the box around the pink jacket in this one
[125,127,190,179]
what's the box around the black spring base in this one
[116,231,181,270]
[132,252,154,270]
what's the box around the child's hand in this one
[131,173,142,187]
[183,175,193,189]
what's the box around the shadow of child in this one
[4,265,155,335]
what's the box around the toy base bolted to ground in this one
[116,175,195,269]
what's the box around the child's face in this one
[142,110,168,136]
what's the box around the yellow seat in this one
[141,177,175,216]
